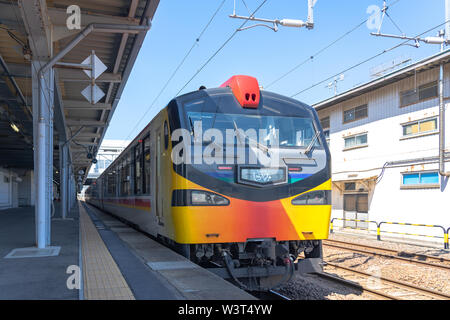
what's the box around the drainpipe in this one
[439,31,450,177]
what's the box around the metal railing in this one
[330,218,378,234]
[330,217,449,249]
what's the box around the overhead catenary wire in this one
[121,0,228,146]
[290,19,450,98]
[265,19,367,89]
[174,0,269,97]
[265,0,403,89]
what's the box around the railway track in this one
[314,270,397,300]
[320,262,450,300]
[252,290,291,300]
[323,239,450,271]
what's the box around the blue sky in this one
[105,0,444,141]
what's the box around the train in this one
[84,75,331,291]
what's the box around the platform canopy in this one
[0,0,159,182]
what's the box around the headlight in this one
[191,190,229,206]
[291,190,331,205]
[172,190,230,206]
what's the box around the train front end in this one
[166,75,331,290]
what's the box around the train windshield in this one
[187,112,320,148]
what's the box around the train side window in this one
[120,157,130,196]
[125,152,131,196]
[114,165,119,196]
[143,135,151,194]
[107,169,116,196]
[134,143,143,194]
[157,135,161,177]
[119,160,124,196]
[164,121,169,150]
[102,176,108,198]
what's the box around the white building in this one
[314,50,450,244]
[79,140,129,199]
[87,139,130,180]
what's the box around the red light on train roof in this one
[220,75,260,108]
[217,166,233,170]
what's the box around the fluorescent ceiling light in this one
[10,123,19,133]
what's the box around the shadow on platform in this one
[0,202,79,299]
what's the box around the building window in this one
[344,133,368,149]
[344,182,356,191]
[320,116,330,129]
[323,129,330,145]
[400,81,438,107]
[401,171,439,188]
[320,116,330,146]
[343,104,368,123]
[402,117,437,137]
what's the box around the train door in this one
[343,193,369,229]
[152,124,164,226]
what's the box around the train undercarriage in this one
[171,238,324,291]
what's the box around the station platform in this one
[0,202,254,300]
[0,202,79,299]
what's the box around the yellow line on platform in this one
[79,203,135,300]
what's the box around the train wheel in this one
[304,240,323,259]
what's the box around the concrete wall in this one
[0,168,16,210]
[317,63,450,242]
[0,168,34,210]
[18,171,34,206]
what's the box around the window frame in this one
[143,134,151,195]
[320,116,330,130]
[134,142,143,195]
[400,81,438,108]
[400,116,438,139]
[400,170,440,189]
[343,132,368,151]
[343,104,368,124]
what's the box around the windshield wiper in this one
[188,116,195,136]
[304,130,320,155]
[233,121,270,155]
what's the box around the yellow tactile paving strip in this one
[79,204,135,300]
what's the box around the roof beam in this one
[66,120,106,127]
[18,0,52,60]
[63,100,112,110]
[71,143,98,148]
[76,133,102,139]
[7,63,121,82]
[58,72,121,83]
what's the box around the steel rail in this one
[314,271,397,300]
[252,290,291,300]
[323,240,450,271]
[325,262,450,300]
[325,239,450,264]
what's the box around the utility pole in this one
[325,74,345,96]
[370,0,450,177]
